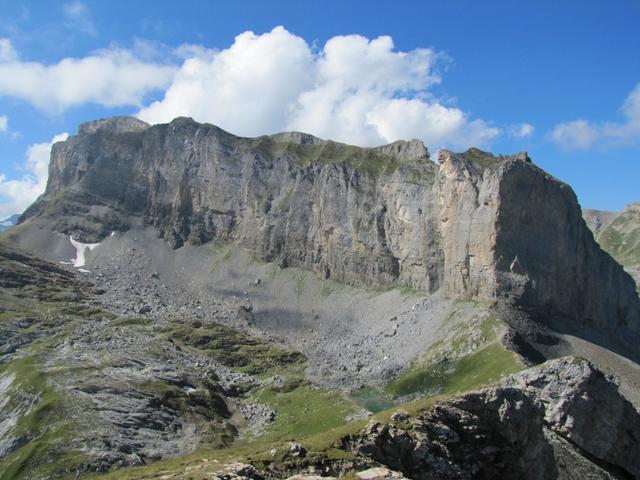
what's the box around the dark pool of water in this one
[350,387,395,413]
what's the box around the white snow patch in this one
[69,236,101,268]
[77,268,91,274]
[110,231,116,237]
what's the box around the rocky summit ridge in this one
[20,116,640,343]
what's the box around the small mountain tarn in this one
[1,116,639,479]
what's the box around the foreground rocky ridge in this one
[342,357,640,480]
[19,116,640,343]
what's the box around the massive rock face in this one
[21,116,640,337]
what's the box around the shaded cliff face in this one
[21,116,640,336]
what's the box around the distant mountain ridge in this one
[0,214,19,232]
[584,202,640,288]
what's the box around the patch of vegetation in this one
[293,272,307,298]
[253,384,360,442]
[374,283,420,297]
[597,213,640,267]
[319,278,342,298]
[251,137,404,177]
[595,210,640,291]
[207,242,235,272]
[0,353,88,480]
[383,310,524,398]
[460,147,502,169]
[384,342,524,397]
[275,186,295,211]
[399,285,420,297]
[166,319,306,377]
[480,314,501,340]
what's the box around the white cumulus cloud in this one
[0,38,176,111]
[139,27,500,149]
[603,82,640,141]
[508,123,535,139]
[140,27,314,137]
[0,132,69,218]
[551,83,640,150]
[550,119,599,151]
[0,115,7,132]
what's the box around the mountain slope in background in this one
[0,214,19,232]
[584,202,640,288]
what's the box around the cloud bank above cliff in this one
[137,27,500,149]
[0,27,501,149]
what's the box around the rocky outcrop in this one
[343,388,551,480]
[342,357,639,480]
[20,116,640,338]
[504,357,640,478]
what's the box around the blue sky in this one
[0,0,638,218]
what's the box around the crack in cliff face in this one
[18,116,640,343]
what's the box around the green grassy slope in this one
[384,311,524,399]
[597,208,640,267]
[595,204,640,289]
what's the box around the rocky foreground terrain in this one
[1,116,639,479]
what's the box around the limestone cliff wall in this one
[23,116,640,335]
